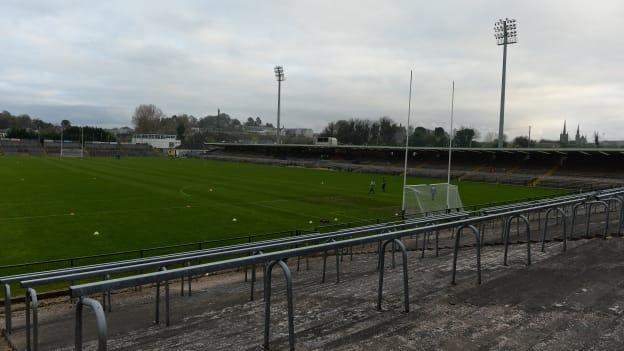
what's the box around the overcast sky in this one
[1,0,623,140]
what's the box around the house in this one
[131,134,181,149]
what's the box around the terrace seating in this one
[120,143,159,156]
[84,143,121,157]
[43,141,82,156]
[35,142,159,157]
[207,145,624,190]
[0,139,43,155]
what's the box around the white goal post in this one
[60,148,84,157]
[403,183,463,216]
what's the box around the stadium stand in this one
[84,143,158,157]
[0,139,43,155]
[5,138,617,191]
[83,142,119,157]
[0,139,159,158]
[43,141,82,157]
[201,143,624,190]
[119,143,159,157]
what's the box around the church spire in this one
[563,120,567,134]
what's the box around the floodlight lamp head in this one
[274,65,285,81]
[494,18,518,45]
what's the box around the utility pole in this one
[274,66,285,144]
[494,18,518,148]
[528,125,531,148]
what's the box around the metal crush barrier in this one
[3,187,624,350]
[62,188,624,351]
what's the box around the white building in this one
[244,125,276,135]
[132,134,181,149]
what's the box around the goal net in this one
[60,148,84,157]
[403,183,463,216]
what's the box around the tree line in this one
[0,111,115,142]
[132,105,540,147]
[1,104,548,148]
[318,117,483,147]
[131,104,274,140]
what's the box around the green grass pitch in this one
[0,156,566,265]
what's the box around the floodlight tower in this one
[274,65,285,144]
[494,18,517,148]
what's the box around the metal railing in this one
[6,188,624,350]
[3,211,470,340]
[0,192,569,278]
[62,188,623,351]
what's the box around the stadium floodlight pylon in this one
[494,18,517,149]
[403,183,463,216]
[401,70,414,214]
[274,65,285,144]
[446,81,455,210]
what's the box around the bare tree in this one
[132,104,166,133]
[483,131,496,143]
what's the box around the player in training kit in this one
[369,179,376,194]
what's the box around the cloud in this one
[0,0,623,140]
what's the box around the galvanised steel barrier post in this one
[537,210,542,237]
[349,236,354,261]
[391,240,396,269]
[321,239,340,284]
[420,222,433,258]
[154,266,170,326]
[25,288,38,351]
[614,196,624,236]
[75,297,107,351]
[250,250,264,301]
[570,202,587,240]
[377,239,409,312]
[585,201,610,238]
[3,283,11,334]
[376,240,382,271]
[180,261,192,296]
[138,250,145,292]
[70,258,75,302]
[263,259,294,351]
[102,274,111,313]
[435,230,440,256]
[451,224,481,285]
[540,207,568,252]
[187,261,192,296]
[244,236,252,282]
[503,214,532,266]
